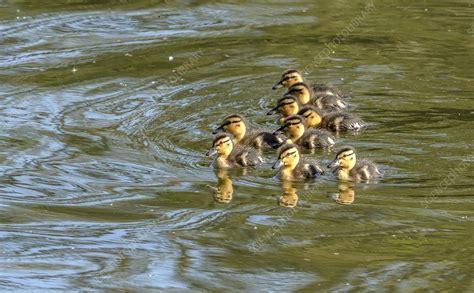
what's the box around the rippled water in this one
[1,0,473,291]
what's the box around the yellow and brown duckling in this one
[266,94,300,124]
[272,144,323,180]
[272,69,351,99]
[206,133,264,169]
[298,105,367,132]
[286,82,350,113]
[328,146,382,181]
[213,114,283,150]
[273,115,336,149]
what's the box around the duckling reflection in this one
[212,169,234,204]
[279,180,298,208]
[332,181,355,205]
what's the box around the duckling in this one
[328,146,382,181]
[272,69,350,99]
[273,115,336,149]
[212,114,282,150]
[266,94,300,124]
[286,82,350,112]
[206,133,263,169]
[272,144,323,180]
[298,105,367,132]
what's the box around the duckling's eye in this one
[216,139,231,147]
[279,101,294,108]
[282,151,297,159]
[340,152,354,159]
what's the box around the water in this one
[1,0,473,291]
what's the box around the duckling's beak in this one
[266,106,279,115]
[327,159,340,168]
[273,125,287,135]
[206,148,217,157]
[272,159,283,169]
[212,125,224,135]
[272,81,284,90]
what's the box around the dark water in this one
[1,0,473,291]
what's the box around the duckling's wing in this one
[345,117,367,131]
[321,112,339,130]
[322,112,367,131]
[311,83,333,96]
[245,130,284,150]
[255,130,285,149]
[353,159,381,180]
[301,157,324,176]
[302,129,336,148]
[310,95,350,112]
[312,83,350,99]
[232,145,263,167]
[337,113,366,131]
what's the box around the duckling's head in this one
[267,94,300,116]
[272,144,300,169]
[328,146,356,170]
[206,133,234,158]
[286,82,312,104]
[298,105,324,128]
[273,115,306,140]
[272,69,304,90]
[212,114,247,140]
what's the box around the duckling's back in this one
[322,112,367,132]
[242,129,282,150]
[310,95,350,112]
[298,128,335,149]
[291,158,323,179]
[311,83,350,99]
[350,159,381,180]
[230,145,263,167]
